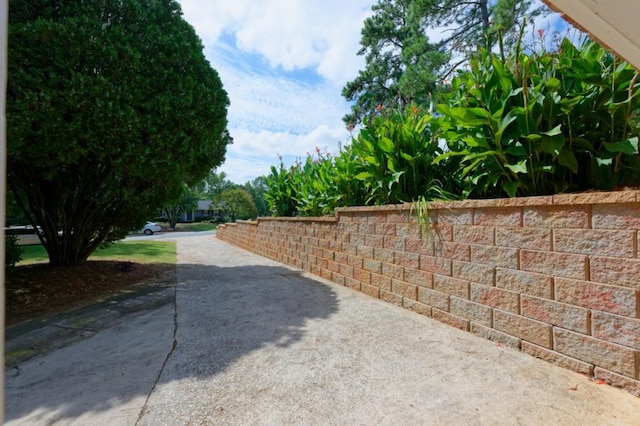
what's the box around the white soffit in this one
[543,0,640,70]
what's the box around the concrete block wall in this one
[217,191,640,396]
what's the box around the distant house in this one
[181,200,223,222]
[160,200,223,223]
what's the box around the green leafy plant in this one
[352,105,461,204]
[436,31,640,198]
[264,157,302,217]
[5,235,23,271]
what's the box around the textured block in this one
[417,287,450,311]
[404,268,433,288]
[356,245,373,259]
[403,299,432,317]
[392,279,417,300]
[592,311,640,351]
[555,277,639,317]
[554,328,639,378]
[470,323,521,349]
[353,268,371,284]
[590,256,640,290]
[553,229,635,258]
[383,236,405,251]
[359,222,376,235]
[453,225,495,245]
[452,260,494,286]
[471,283,519,313]
[375,222,397,236]
[420,255,452,276]
[495,227,552,251]
[360,283,380,299]
[332,273,345,286]
[494,309,553,348]
[474,207,522,226]
[347,255,364,269]
[429,224,453,242]
[373,248,395,264]
[380,289,403,306]
[370,273,392,291]
[523,205,589,228]
[432,241,470,261]
[433,274,470,299]
[594,367,640,397]
[520,249,587,280]
[338,264,353,278]
[432,308,469,331]
[364,234,384,248]
[342,242,357,255]
[382,263,404,280]
[345,278,361,291]
[334,252,348,264]
[405,238,435,256]
[395,251,420,269]
[450,296,492,327]
[363,258,382,274]
[592,203,640,230]
[437,209,473,225]
[495,268,553,299]
[521,342,593,376]
[470,245,519,269]
[521,295,590,334]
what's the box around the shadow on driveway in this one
[5,261,339,425]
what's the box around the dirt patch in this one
[6,261,175,326]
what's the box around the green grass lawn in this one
[18,241,177,265]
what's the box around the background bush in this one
[5,235,23,271]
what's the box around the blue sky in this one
[178,0,569,184]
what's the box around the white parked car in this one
[141,221,162,235]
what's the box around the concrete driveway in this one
[5,235,640,425]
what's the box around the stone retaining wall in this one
[217,191,640,396]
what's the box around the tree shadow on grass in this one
[4,260,339,424]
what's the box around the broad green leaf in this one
[378,136,394,153]
[558,149,579,173]
[503,181,519,197]
[603,137,639,154]
[541,124,563,137]
[504,159,528,174]
[546,77,561,91]
[540,134,565,157]
[354,172,374,180]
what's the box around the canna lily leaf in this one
[542,124,563,136]
[503,181,519,197]
[378,136,394,154]
[603,137,639,154]
[540,133,564,157]
[354,172,374,180]
[558,149,579,173]
[504,159,528,174]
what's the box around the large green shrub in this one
[436,34,640,198]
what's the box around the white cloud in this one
[179,0,372,86]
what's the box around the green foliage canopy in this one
[343,0,546,126]
[215,189,258,221]
[7,0,231,266]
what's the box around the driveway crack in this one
[136,277,178,425]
